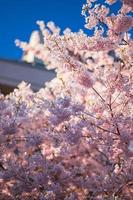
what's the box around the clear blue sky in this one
[0,0,131,60]
[0,0,84,60]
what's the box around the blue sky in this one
[0,0,84,60]
[0,0,131,60]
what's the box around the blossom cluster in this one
[0,0,133,199]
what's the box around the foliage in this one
[0,0,133,199]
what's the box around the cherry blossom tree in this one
[0,0,133,199]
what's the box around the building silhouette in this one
[0,31,55,95]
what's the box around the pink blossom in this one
[123,0,133,9]
[114,15,133,34]
[77,70,93,88]
[0,0,132,199]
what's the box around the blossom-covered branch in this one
[0,0,133,199]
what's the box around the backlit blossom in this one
[0,0,133,199]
